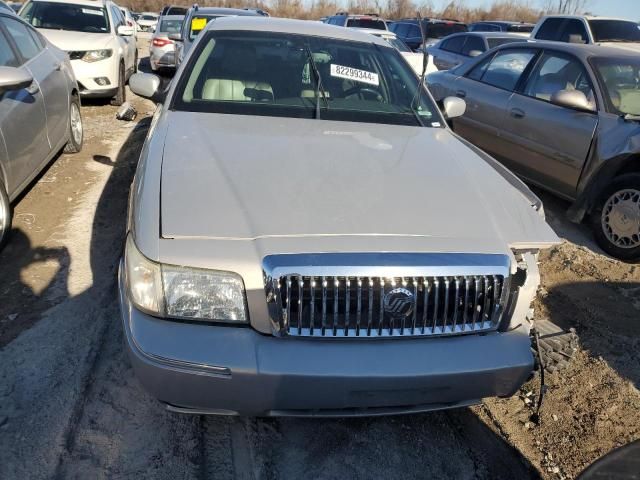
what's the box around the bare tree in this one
[541,0,591,14]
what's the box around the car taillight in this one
[152,38,173,47]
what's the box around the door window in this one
[535,18,564,40]
[407,24,421,39]
[1,17,42,62]
[559,19,588,43]
[469,49,536,91]
[441,35,465,53]
[110,6,124,28]
[523,52,595,108]
[0,29,19,67]
[461,35,485,56]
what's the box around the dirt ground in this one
[0,36,638,479]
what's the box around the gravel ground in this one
[0,38,638,479]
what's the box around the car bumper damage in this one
[119,262,534,417]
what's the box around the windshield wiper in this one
[303,45,329,119]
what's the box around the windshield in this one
[160,19,182,33]
[346,18,386,30]
[593,57,640,115]
[141,15,157,21]
[21,1,110,33]
[173,31,442,127]
[487,37,525,49]
[386,37,411,52]
[589,20,640,43]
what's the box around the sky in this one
[431,0,640,20]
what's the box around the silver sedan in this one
[0,11,83,248]
[149,14,183,71]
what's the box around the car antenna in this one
[409,11,428,123]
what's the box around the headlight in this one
[124,236,248,323]
[81,49,113,62]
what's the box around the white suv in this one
[20,0,138,105]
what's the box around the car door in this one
[501,51,598,197]
[449,48,538,165]
[0,15,50,198]
[3,16,69,150]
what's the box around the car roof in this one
[459,31,529,38]
[188,7,263,16]
[353,27,395,38]
[498,39,640,59]
[472,20,534,26]
[538,14,633,22]
[159,14,183,21]
[28,0,112,7]
[202,16,390,46]
[399,18,466,25]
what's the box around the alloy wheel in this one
[601,188,640,248]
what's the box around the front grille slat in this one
[272,265,509,339]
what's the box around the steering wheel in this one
[343,86,384,102]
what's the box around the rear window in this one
[535,18,564,40]
[425,22,467,39]
[346,18,386,30]
[160,18,182,33]
[589,19,640,43]
[21,1,110,33]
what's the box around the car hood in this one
[159,112,558,252]
[38,29,112,51]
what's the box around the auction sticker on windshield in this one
[191,17,207,32]
[330,64,379,86]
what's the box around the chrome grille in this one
[263,253,511,339]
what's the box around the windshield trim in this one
[169,30,445,128]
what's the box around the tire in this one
[0,181,12,250]
[63,98,83,154]
[110,63,126,106]
[591,173,640,262]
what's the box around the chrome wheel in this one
[0,190,6,238]
[601,188,640,249]
[70,102,83,146]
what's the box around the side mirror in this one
[468,50,483,57]
[117,25,135,36]
[0,66,33,94]
[550,89,594,112]
[168,32,182,42]
[129,72,163,102]
[443,96,466,119]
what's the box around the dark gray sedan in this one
[0,11,82,248]
[427,41,640,261]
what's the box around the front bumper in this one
[119,265,534,417]
[70,57,118,97]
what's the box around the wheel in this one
[591,173,640,262]
[63,98,83,154]
[110,63,126,106]
[0,181,12,250]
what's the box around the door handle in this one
[455,90,466,99]
[26,82,39,95]
[510,108,525,119]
